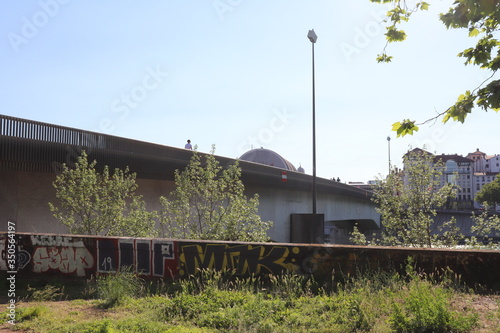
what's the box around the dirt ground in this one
[1,295,499,332]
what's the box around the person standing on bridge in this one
[185,139,192,150]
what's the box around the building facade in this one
[406,148,499,211]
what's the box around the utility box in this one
[290,213,324,244]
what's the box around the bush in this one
[96,266,144,307]
[389,278,478,332]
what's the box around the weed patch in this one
[390,279,478,332]
[26,284,65,302]
[4,265,497,333]
[95,266,144,308]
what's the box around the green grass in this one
[2,265,495,333]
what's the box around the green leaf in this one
[419,2,430,11]
[468,28,480,37]
[391,121,402,132]
[392,120,419,137]
[386,26,407,42]
[443,91,475,123]
[376,53,393,63]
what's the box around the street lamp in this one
[307,29,317,214]
[387,136,391,175]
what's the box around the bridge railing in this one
[0,114,186,174]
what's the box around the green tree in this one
[49,151,157,237]
[160,146,272,242]
[370,0,500,136]
[475,175,500,206]
[469,206,500,248]
[352,149,460,247]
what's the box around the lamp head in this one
[307,29,317,43]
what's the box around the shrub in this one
[96,266,144,307]
[389,278,478,332]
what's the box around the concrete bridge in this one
[0,115,379,243]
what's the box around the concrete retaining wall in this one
[1,170,379,243]
[1,232,499,289]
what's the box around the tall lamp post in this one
[307,29,318,214]
[387,136,391,175]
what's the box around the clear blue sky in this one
[1,1,498,182]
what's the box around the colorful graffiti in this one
[178,243,300,276]
[31,235,94,277]
[32,246,93,277]
[1,232,500,289]
[96,238,177,279]
[0,234,180,278]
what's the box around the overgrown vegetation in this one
[351,149,461,248]
[3,262,495,333]
[49,151,157,237]
[50,149,273,242]
[94,266,145,308]
[160,145,272,242]
[467,205,500,249]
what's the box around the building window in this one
[446,160,457,173]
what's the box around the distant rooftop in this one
[434,153,474,164]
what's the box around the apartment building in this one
[466,149,500,209]
[405,148,499,210]
[434,153,474,204]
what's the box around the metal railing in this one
[0,114,185,175]
[1,115,106,148]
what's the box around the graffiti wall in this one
[1,232,500,288]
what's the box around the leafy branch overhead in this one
[372,0,500,135]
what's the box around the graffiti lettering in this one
[2,232,498,289]
[153,240,175,277]
[179,244,297,276]
[31,234,83,247]
[96,239,176,278]
[32,246,94,276]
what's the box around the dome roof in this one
[239,148,296,171]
